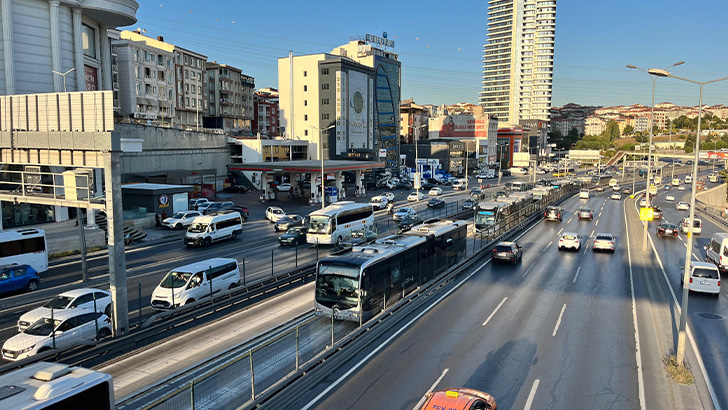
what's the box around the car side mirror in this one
[704,245,708,250]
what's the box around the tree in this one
[623,124,634,135]
[602,119,621,141]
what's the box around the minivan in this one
[184,210,243,247]
[681,217,702,235]
[151,258,240,309]
[682,261,720,297]
[705,233,728,273]
[452,179,467,191]
[579,189,590,199]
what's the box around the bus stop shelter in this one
[229,160,384,205]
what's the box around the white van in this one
[706,233,728,273]
[151,258,240,309]
[672,178,680,186]
[681,217,702,234]
[184,210,243,247]
[452,179,467,191]
[684,175,692,184]
[682,262,720,297]
[579,189,590,199]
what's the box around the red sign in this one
[434,115,490,138]
[84,65,98,91]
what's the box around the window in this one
[304,130,308,136]
[192,99,196,107]
[303,85,307,92]
[303,71,307,77]
[185,70,189,79]
[186,97,190,106]
[322,98,329,105]
[322,113,329,120]
[304,100,307,106]
[304,115,308,121]
[82,24,97,58]
[321,83,329,90]
[322,68,329,75]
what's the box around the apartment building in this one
[204,62,255,134]
[400,99,429,143]
[481,0,557,124]
[253,88,280,137]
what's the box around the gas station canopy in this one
[229,160,385,173]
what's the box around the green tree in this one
[602,119,621,141]
[623,124,634,135]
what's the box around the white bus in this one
[307,201,374,246]
[0,228,48,273]
[0,361,114,409]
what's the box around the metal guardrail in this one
[695,199,728,229]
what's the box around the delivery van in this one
[151,258,240,309]
[184,210,243,247]
[705,232,728,273]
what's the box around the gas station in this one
[229,160,385,205]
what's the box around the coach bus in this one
[0,228,48,273]
[314,219,468,322]
[306,201,374,246]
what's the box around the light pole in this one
[496,142,508,187]
[627,61,684,253]
[51,68,76,93]
[310,124,336,210]
[649,68,728,365]
[410,124,427,202]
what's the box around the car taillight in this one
[718,281,721,286]
[689,278,693,283]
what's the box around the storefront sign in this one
[158,194,170,208]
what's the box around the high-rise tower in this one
[480,0,556,124]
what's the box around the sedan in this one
[577,208,594,220]
[395,181,414,190]
[639,198,649,207]
[610,192,621,200]
[278,227,308,246]
[593,233,616,252]
[220,205,249,220]
[421,182,437,190]
[265,206,285,223]
[429,187,443,196]
[612,185,621,192]
[622,188,632,195]
[276,182,292,192]
[393,207,417,221]
[676,201,690,211]
[407,191,425,202]
[382,192,395,202]
[462,198,477,210]
[666,194,675,201]
[558,232,581,250]
[678,185,686,191]
[491,241,523,264]
[657,223,679,238]
[350,229,377,245]
[162,210,202,230]
[18,288,112,332]
[595,185,604,192]
[274,214,304,231]
[427,198,446,208]
[398,214,424,232]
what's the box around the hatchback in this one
[407,191,424,202]
[676,201,690,211]
[0,264,40,296]
[682,262,720,297]
[666,194,675,201]
[593,233,616,252]
[544,206,563,222]
[429,187,443,196]
[578,208,594,220]
[18,288,112,332]
[417,388,497,410]
[491,242,523,264]
[610,192,621,200]
[656,223,678,238]
[558,233,581,250]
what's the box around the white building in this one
[0,0,138,95]
[584,115,606,136]
[480,0,557,124]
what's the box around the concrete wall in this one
[696,183,727,209]
[116,124,230,177]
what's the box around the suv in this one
[0,264,40,296]
[544,206,563,222]
[681,261,720,297]
[491,242,523,264]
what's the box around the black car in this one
[398,214,424,232]
[656,223,678,238]
[220,204,249,220]
[491,241,523,264]
[395,181,414,190]
[427,178,440,185]
[501,169,512,177]
[421,182,437,190]
[203,201,234,215]
[462,198,477,210]
[427,198,446,208]
[278,227,308,246]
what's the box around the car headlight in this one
[20,345,36,354]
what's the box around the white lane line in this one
[583,244,589,254]
[573,266,581,283]
[683,242,688,248]
[524,379,540,410]
[567,218,573,223]
[557,228,563,235]
[413,368,449,409]
[678,236,684,242]
[590,230,595,237]
[552,304,567,336]
[543,241,552,251]
[693,253,700,261]
[521,263,535,278]
[599,212,602,217]
[482,297,508,327]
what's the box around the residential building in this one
[0,0,138,95]
[634,116,649,133]
[480,0,557,124]
[253,88,280,137]
[584,115,606,136]
[400,99,429,143]
[173,47,207,129]
[112,31,175,124]
[278,53,376,161]
[204,62,255,134]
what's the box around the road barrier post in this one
[295,242,298,266]
[92,293,99,338]
[242,258,246,286]
[208,266,213,305]
[271,249,274,277]
[138,283,142,327]
[51,308,55,349]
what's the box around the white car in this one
[676,201,690,211]
[610,193,621,200]
[678,185,686,191]
[382,192,395,202]
[612,185,620,192]
[265,206,286,223]
[196,201,214,212]
[393,207,417,221]
[682,262,720,296]
[407,191,424,202]
[2,310,111,361]
[593,233,616,252]
[579,189,590,199]
[369,195,390,210]
[162,210,202,230]
[276,182,291,192]
[429,187,443,196]
[639,198,648,207]
[17,288,112,332]
[476,172,495,179]
[188,198,211,210]
[666,194,675,201]
[558,232,581,250]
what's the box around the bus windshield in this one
[316,264,360,307]
[309,215,332,234]
[188,222,208,233]
[159,271,192,289]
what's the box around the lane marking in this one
[683,242,687,248]
[583,244,589,254]
[693,253,700,261]
[595,220,599,226]
[521,263,535,278]
[552,304,566,336]
[543,241,552,251]
[599,212,602,217]
[557,228,563,235]
[413,368,449,409]
[567,218,573,223]
[590,230,595,238]
[524,379,540,410]
[573,266,581,283]
[482,297,508,327]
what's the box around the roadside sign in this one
[640,207,654,221]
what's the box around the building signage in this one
[84,65,98,91]
[335,71,346,154]
[365,33,395,48]
[379,149,387,158]
[698,151,728,160]
[133,112,158,120]
[432,115,490,138]
[347,71,369,153]
[158,194,170,208]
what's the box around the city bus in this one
[475,201,508,233]
[306,201,374,246]
[0,228,48,273]
[0,361,114,409]
[510,181,534,192]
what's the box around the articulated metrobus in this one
[306,201,374,245]
[0,228,48,273]
[475,201,508,232]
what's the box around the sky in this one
[128,0,728,109]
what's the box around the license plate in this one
[665,230,672,234]
[499,252,508,257]
[701,280,710,285]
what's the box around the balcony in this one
[220,98,231,105]
[82,0,139,27]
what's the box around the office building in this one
[480,0,556,124]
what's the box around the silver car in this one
[393,207,416,221]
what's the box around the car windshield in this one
[43,295,74,309]
[371,198,383,203]
[396,208,413,214]
[171,212,186,219]
[309,215,332,234]
[316,264,360,308]
[278,217,292,223]
[188,222,208,233]
[693,268,719,279]
[159,271,192,289]
[286,228,303,234]
[662,224,677,229]
[24,318,61,336]
[580,208,591,213]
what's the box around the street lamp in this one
[410,124,428,202]
[51,68,76,93]
[649,68,728,366]
[310,124,336,210]
[627,61,684,253]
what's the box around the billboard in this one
[432,115,490,138]
[335,71,347,155]
[345,71,369,154]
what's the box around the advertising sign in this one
[379,149,387,158]
[434,115,490,138]
[335,71,346,154]
[698,151,728,159]
[347,71,369,153]
[84,65,98,91]
[158,194,170,208]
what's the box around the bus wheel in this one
[25,280,39,292]
[336,236,343,246]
